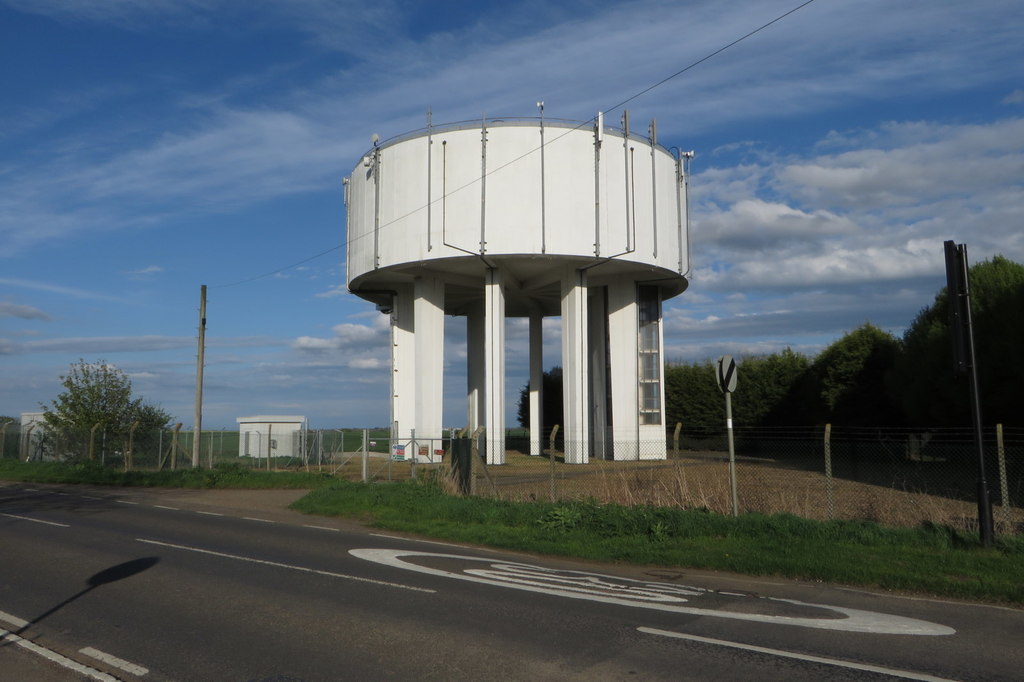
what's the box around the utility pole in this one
[192,285,207,469]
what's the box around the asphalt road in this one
[1,482,1022,681]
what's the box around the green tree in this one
[42,359,171,460]
[664,360,722,434]
[734,348,812,427]
[516,367,563,435]
[665,349,813,433]
[809,323,902,426]
[894,255,1024,426]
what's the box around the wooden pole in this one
[192,285,207,468]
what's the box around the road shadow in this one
[1,556,160,643]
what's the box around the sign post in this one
[717,355,739,517]
[944,240,994,547]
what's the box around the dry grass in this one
[318,448,1022,535]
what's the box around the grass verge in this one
[4,460,1021,604]
[289,477,1024,605]
[0,459,333,489]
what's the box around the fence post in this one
[171,423,182,471]
[362,429,369,483]
[88,422,103,461]
[470,426,485,496]
[126,420,140,472]
[824,423,834,520]
[549,424,560,502]
[23,424,35,461]
[673,422,681,457]
[996,423,1010,528]
[0,420,10,460]
[410,428,417,481]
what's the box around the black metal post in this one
[944,241,994,547]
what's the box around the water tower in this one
[344,112,690,463]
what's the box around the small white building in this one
[237,415,308,459]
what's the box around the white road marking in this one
[0,512,70,528]
[82,495,104,500]
[195,511,224,517]
[369,533,479,549]
[153,505,179,511]
[0,609,29,629]
[351,549,956,636]
[116,500,140,505]
[638,628,957,681]
[80,646,149,676]
[137,538,434,593]
[242,517,273,523]
[0,628,118,681]
[304,524,340,532]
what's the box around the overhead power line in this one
[218,0,819,288]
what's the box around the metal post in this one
[410,428,417,480]
[824,423,834,520]
[362,429,369,483]
[0,419,9,460]
[549,424,559,502]
[192,284,207,469]
[944,241,994,546]
[725,392,738,517]
[126,420,140,472]
[996,424,1009,528]
[89,422,102,461]
[171,423,182,471]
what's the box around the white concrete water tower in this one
[344,112,690,463]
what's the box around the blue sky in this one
[1,0,1022,429]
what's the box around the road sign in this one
[717,355,737,394]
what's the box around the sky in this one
[1,0,1022,429]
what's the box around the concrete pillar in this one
[561,267,589,464]
[484,267,506,464]
[588,287,609,461]
[529,310,544,456]
[607,280,639,460]
[466,300,485,432]
[390,287,416,453]
[413,277,445,462]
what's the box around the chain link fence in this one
[3,419,1020,536]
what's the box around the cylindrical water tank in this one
[345,117,688,315]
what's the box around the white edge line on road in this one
[0,609,29,629]
[0,628,118,682]
[116,500,139,505]
[0,513,70,528]
[637,627,957,682]
[834,586,1024,614]
[195,511,224,517]
[303,524,340,532]
[242,517,274,523]
[369,533,497,551]
[135,538,435,594]
[80,646,149,676]
[152,505,179,511]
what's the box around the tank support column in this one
[413,277,445,462]
[484,267,506,464]
[528,310,544,457]
[561,267,590,464]
[607,280,640,460]
[466,300,485,433]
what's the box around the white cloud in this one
[0,301,50,320]
[1003,89,1024,105]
